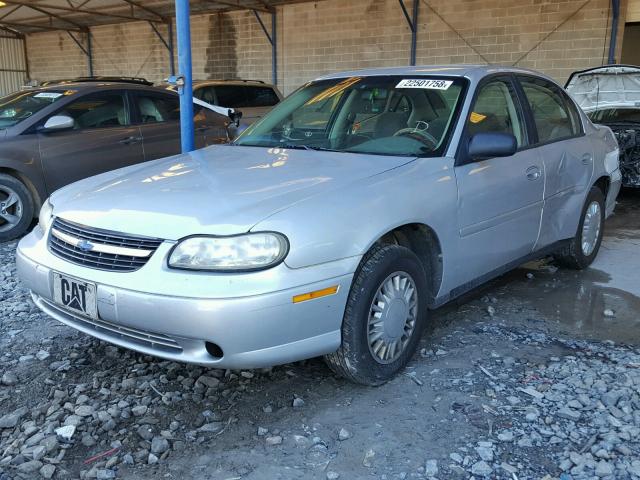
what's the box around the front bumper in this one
[17,228,357,369]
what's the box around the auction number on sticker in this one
[396,79,453,90]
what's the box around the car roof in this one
[23,83,174,94]
[315,64,555,83]
[192,79,277,88]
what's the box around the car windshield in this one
[588,108,640,124]
[233,76,466,157]
[0,89,70,129]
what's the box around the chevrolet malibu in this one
[17,66,621,385]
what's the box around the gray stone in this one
[0,407,28,429]
[338,428,351,441]
[151,436,170,454]
[196,375,220,389]
[265,435,282,446]
[17,460,43,473]
[96,470,116,480]
[1,371,17,386]
[471,460,493,477]
[39,464,56,479]
[424,459,438,477]
[557,407,581,421]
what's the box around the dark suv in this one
[0,78,234,240]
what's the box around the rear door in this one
[516,75,593,248]
[131,91,227,160]
[454,76,544,283]
[38,90,145,193]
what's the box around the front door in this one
[454,77,544,283]
[38,91,144,193]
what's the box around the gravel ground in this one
[1,192,639,480]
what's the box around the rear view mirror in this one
[468,132,517,161]
[42,115,74,131]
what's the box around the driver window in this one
[468,79,525,147]
[57,93,128,130]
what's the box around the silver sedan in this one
[17,66,621,385]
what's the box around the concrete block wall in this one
[24,0,626,95]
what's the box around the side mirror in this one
[41,115,74,131]
[467,132,517,161]
[228,109,242,128]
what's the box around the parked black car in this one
[0,77,236,241]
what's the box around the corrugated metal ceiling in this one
[0,0,321,35]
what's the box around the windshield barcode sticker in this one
[396,79,453,90]
[34,92,63,98]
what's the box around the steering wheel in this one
[393,127,438,149]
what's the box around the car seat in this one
[138,97,165,123]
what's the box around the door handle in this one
[118,136,142,145]
[526,166,541,181]
[581,154,593,165]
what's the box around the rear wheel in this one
[0,174,34,242]
[555,186,605,269]
[324,244,428,386]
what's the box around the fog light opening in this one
[205,342,224,359]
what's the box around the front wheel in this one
[0,174,34,242]
[324,244,428,386]
[555,186,605,269]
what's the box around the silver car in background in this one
[17,66,621,385]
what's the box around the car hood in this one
[51,145,415,240]
[565,65,640,113]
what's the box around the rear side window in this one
[134,94,180,123]
[214,85,279,108]
[58,92,127,129]
[518,76,581,143]
[214,86,247,108]
[244,87,279,107]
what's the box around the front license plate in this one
[52,272,98,319]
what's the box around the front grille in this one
[48,217,163,272]
[40,298,183,353]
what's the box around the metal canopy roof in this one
[0,0,319,35]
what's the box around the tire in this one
[554,186,605,270]
[0,173,34,242]
[324,244,429,386]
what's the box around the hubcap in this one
[367,271,418,364]
[0,186,22,233]
[581,201,602,257]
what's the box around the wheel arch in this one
[592,175,610,198]
[369,222,443,307]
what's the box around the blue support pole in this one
[607,0,620,64]
[175,0,194,153]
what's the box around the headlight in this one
[168,232,289,271]
[38,198,54,232]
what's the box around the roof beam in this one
[23,4,85,29]
[0,5,22,21]
[1,1,161,23]
[202,0,274,14]
[0,20,83,32]
[121,0,167,21]
[0,24,23,37]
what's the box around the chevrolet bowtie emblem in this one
[77,239,94,252]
